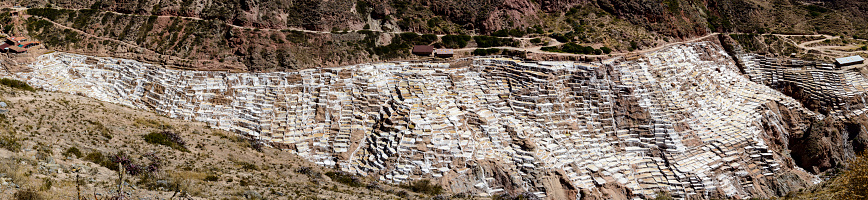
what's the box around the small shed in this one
[7,46,27,53]
[835,55,864,67]
[18,41,39,48]
[412,45,434,56]
[6,37,27,44]
[434,49,454,58]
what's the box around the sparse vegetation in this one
[440,34,471,48]
[473,36,517,48]
[325,171,364,187]
[472,48,501,56]
[541,42,605,55]
[0,78,36,92]
[62,146,82,158]
[400,179,442,196]
[0,131,22,152]
[14,188,42,200]
[143,130,188,152]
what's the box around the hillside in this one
[3,0,867,71]
[0,83,436,199]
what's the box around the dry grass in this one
[0,85,425,199]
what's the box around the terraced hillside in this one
[0,83,431,199]
[9,39,868,199]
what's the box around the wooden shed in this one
[412,45,434,56]
[434,49,454,58]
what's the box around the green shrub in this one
[600,46,613,54]
[14,188,43,200]
[529,38,542,44]
[541,42,605,55]
[143,131,188,152]
[62,146,82,158]
[0,132,21,152]
[236,161,258,171]
[83,151,119,171]
[472,48,501,56]
[204,175,219,182]
[0,78,35,92]
[492,29,509,37]
[440,34,471,48]
[400,179,442,195]
[325,171,364,187]
[473,36,517,48]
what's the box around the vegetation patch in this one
[472,48,501,56]
[0,131,22,152]
[439,34,471,48]
[62,146,82,158]
[325,171,364,187]
[204,174,219,182]
[473,36,517,48]
[399,179,443,196]
[541,43,610,55]
[0,78,36,92]
[143,130,188,152]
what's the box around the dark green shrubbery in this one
[440,34,471,48]
[325,171,364,187]
[26,8,73,21]
[400,179,442,196]
[0,131,21,152]
[204,175,219,182]
[491,29,526,37]
[143,130,188,152]
[541,43,611,55]
[472,48,501,56]
[62,146,82,158]
[84,151,118,171]
[0,78,35,92]
[473,36,517,48]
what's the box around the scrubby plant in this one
[325,171,364,187]
[473,36,518,48]
[400,179,443,196]
[62,146,82,158]
[204,175,219,182]
[14,188,42,200]
[0,78,36,92]
[440,34,471,48]
[0,131,21,152]
[472,48,501,56]
[143,130,188,152]
[492,192,541,200]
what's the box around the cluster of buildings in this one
[1,36,39,53]
[740,54,868,116]
[3,41,832,199]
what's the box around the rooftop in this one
[835,55,864,65]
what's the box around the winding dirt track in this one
[772,34,868,55]
[18,6,866,71]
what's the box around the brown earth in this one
[0,85,442,199]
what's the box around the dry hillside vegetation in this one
[0,84,442,199]
[4,0,866,71]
